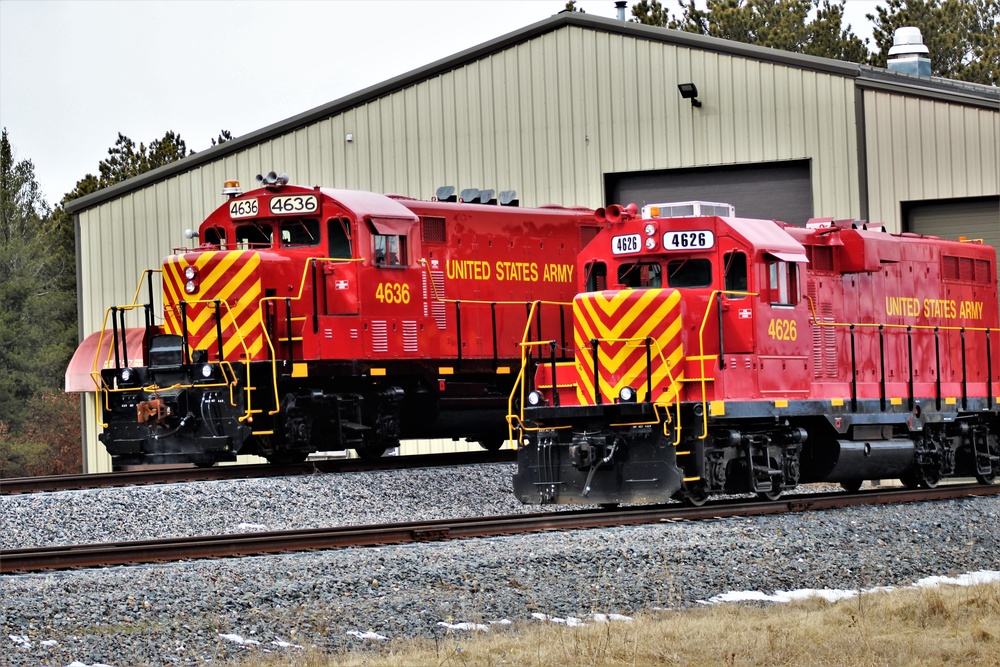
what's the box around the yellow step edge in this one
[251,430,275,436]
[682,476,701,482]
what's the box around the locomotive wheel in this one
[355,444,388,460]
[477,436,506,451]
[975,471,996,485]
[680,482,710,507]
[901,468,940,489]
[266,451,309,465]
[840,479,863,493]
[193,459,217,469]
[756,488,782,501]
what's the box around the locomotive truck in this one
[508,201,1000,505]
[69,174,597,466]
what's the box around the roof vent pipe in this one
[887,27,931,76]
[615,1,627,21]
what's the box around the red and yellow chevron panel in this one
[572,289,685,405]
[162,251,266,362]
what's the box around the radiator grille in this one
[371,321,388,354]
[403,321,418,353]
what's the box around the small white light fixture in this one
[345,133,354,142]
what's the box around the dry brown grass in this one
[233,581,1000,667]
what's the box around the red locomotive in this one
[509,201,1000,505]
[73,174,597,466]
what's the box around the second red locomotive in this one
[509,202,1000,505]
[73,175,597,466]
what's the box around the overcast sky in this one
[0,0,880,206]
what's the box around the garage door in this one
[906,196,1000,286]
[605,160,813,226]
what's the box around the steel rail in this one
[0,450,516,496]
[3,483,995,574]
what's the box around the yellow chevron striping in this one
[576,290,681,341]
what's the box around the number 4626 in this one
[767,318,797,341]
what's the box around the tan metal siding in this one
[865,89,999,231]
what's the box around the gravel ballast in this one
[2,464,998,666]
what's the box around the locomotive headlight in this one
[199,363,214,379]
[618,386,637,403]
[120,367,134,383]
[645,237,657,250]
[184,266,198,281]
[185,280,197,294]
[527,390,544,407]
[644,223,657,236]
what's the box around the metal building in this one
[66,13,999,472]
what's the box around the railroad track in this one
[0,450,516,495]
[3,483,996,574]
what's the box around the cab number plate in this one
[663,230,714,250]
[611,234,641,255]
[269,194,318,215]
[229,198,259,218]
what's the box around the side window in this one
[585,262,607,292]
[328,217,352,259]
[724,251,748,298]
[767,260,798,305]
[374,234,406,267]
[617,262,662,288]
[666,258,712,288]
[236,223,273,249]
[280,219,320,247]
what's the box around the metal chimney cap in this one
[888,27,929,56]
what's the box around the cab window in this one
[723,251,748,298]
[666,258,712,288]
[585,261,607,292]
[374,234,406,267]
[280,218,320,247]
[767,260,798,305]
[328,217,352,259]
[204,226,227,247]
[236,223,272,249]
[617,262,662,288]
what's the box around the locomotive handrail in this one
[695,290,757,439]
[804,296,999,409]
[257,256,360,416]
[803,296,997,334]
[91,298,254,427]
[417,258,574,368]
[506,303,682,447]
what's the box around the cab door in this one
[719,244,754,354]
[322,216,359,316]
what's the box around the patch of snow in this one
[218,633,261,645]
[697,570,1000,606]
[437,621,489,632]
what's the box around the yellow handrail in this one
[694,290,757,438]
[256,256,361,415]
[505,303,683,448]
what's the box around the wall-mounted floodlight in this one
[677,83,702,108]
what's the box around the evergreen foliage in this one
[630,0,996,83]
